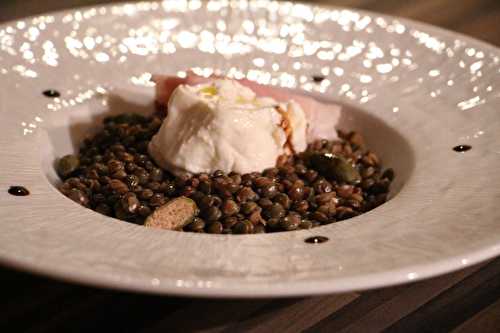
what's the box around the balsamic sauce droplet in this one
[42,89,60,98]
[453,145,471,152]
[305,236,329,244]
[312,75,325,83]
[8,186,30,196]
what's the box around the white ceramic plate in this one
[1,1,499,298]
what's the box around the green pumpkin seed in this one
[309,152,361,185]
[145,197,199,230]
[57,155,80,178]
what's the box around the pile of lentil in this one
[57,111,394,234]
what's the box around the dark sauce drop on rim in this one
[312,75,325,83]
[453,145,471,152]
[43,89,60,98]
[305,236,329,244]
[8,186,30,196]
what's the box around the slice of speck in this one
[145,197,199,230]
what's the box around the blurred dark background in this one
[1,0,500,46]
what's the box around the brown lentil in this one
[382,168,395,181]
[180,186,195,197]
[312,211,329,223]
[280,213,301,231]
[248,208,264,225]
[188,217,205,231]
[68,188,89,207]
[57,112,394,233]
[236,186,257,202]
[288,182,305,201]
[223,216,238,229]
[304,169,318,183]
[337,184,354,198]
[260,183,278,198]
[317,203,336,217]
[267,218,281,229]
[198,180,211,194]
[207,221,223,234]
[108,160,124,174]
[147,181,161,191]
[121,192,140,213]
[299,219,313,229]
[361,166,376,178]
[254,225,266,233]
[222,199,240,216]
[139,188,154,200]
[274,193,291,210]
[112,170,128,180]
[315,192,336,205]
[229,173,242,185]
[125,174,140,188]
[234,220,254,234]
[258,198,273,210]
[293,200,309,214]
[137,204,152,217]
[95,203,112,216]
[162,181,176,196]
[205,206,222,221]
[149,168,164,181]
[149,193,166,207]
[241,201,258,215]
[254,176,273,187]
[265,203,286,219]
[109,179,129,194]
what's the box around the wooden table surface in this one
[1,1,500,332]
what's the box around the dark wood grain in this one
[305,263,485,333]
[386,257,500,333]
[452,298,500,333]
[1,1,499,332]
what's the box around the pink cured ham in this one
[151,73,341,141]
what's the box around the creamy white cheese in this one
[148,79,307,175]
